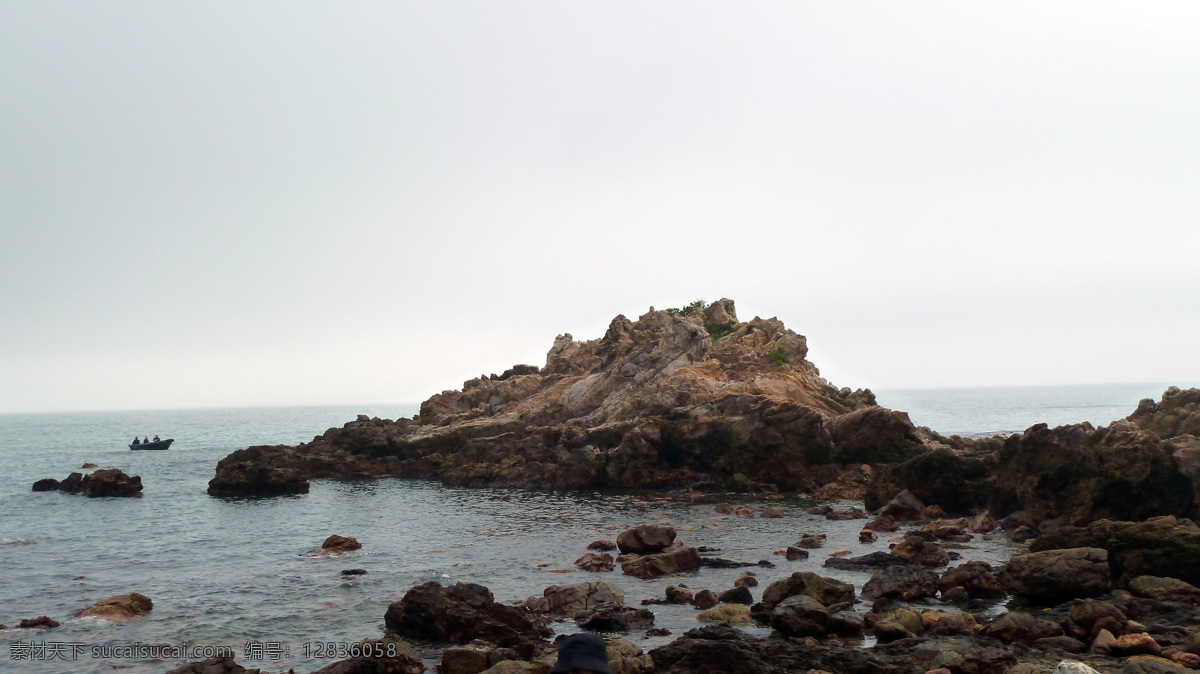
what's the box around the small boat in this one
[130,439,174,451]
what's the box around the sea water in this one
[0,383,1187,673]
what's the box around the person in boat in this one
[153,435,160,442]
[144,436,149,444]
[132,437,140,445]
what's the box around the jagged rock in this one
[384,582,550,654]
[522,582,624,616]
[664,585,693,604]
[208,302,902,496]
[1065,598,1127,641]
[574,553,615,572]
[999,548,1111,602]
[862,566,939,601]
[1110,633,1162,656]
[982,611,1064,644]
[617,525,677,554]
[769,595,828,637]
[621,547,700,579]
[752,571,854,622]
[76,593,152,619]
[879,489,927,521]
[827,407,928,464]
[889,532,949,567]
[312,636,424,673]
[1031,516,1200,586]
[797,532,826,549]
[575,603,655,631]
[937,561,1005,600]
[1129,387,1200,439]
[34,469,143,497]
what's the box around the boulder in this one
[164,657,269,674]
[35,469,143,497]
[823,551,910,571]
[769,595,828,637]
[828,407,928,465]
[207,445,310,496]
[621,547,700,579]
[889,532,949,567]
[575,603,655,631]
[797,533,826,549]
[863,514,901,532]
[18,616,60,629]
[587,539,618,551]
[616,525,677,554]
[982,611,1064,644]
[311,636,424,674]
[31,478,59,491]
[754,571,854,621]
[937,561,1005,600]
[878,489,927,521]
[862,566,939,601]
[320,535,362,554]
[691,590,718,610]
[999,548,1111,602]
[1065,598,1127,640]
[664,585,692,604]
[716,586,753,605]
[441,643,519,674]
[384,582,551,653]
[784,547,808,561]
[574,553,615,572]
[604,637,656,674]
[524,582,624,616]
[76,593,153,619]
[697,604,751,626]
[1128,576,1200,599]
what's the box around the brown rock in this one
[18,616,60,629]
[713,503,735,515]
[889,532,949,567]
[574,553,615,572]
[524,582,624,616]
[320,535,362,554]
[760,507,784,519]
[616,525,676,555]
[587,539,618,551]
[937,561,1005,600]
[1111,633,1162,656]
[999,547,1111,602]
[312,636,424,674]
[81,463,98,469]
[691,590,718,609]
[734,575,758,587]
[717,586,753,605]
[384,581,551,653]
[863,515,900,532]
[784,547,809,561]
[982,611,1063,644]
[1128,575,1200,599]
[878,489,926,521]
[859,529,878,543]
[620,547,701,579]
[76,593,153,619]
[664,585,693,604]
[797,533,826,549]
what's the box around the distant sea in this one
[0,382,1189,672]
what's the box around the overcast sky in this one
[2,2,1198,414]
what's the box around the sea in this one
[0,382,1189,673]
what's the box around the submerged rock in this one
[319,535,362,554]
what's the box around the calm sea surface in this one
[0,383,1189,673]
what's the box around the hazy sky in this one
[2,2,1198,413]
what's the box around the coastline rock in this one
[522,582,624,616]
[621,547,700,579]
[441,643,519,674]
[691,590,718,610]
[209,301,911,497]
[697,604,751,626]
[769,595,828,637]
[717,586,753,605]
[879,489,926,521]
[76,593,153,619]
[889,532,950,567]
[753,571,854,621]
[982,611,1064,644]
[664,585,693,604]
[384,582,550,653]
[575,603,655,631]
[862,566,940,601]
[164,656,273,674]
[574,553,615,572]
[648,625,916,674]
[1128,576,1200,599]
[937,561,1005,600]
[999,548,1111,603]
[827,407,928,465]
[797,533,826,549]
[587,539,617,552]
[319,535,362,554]
[1129,387,1200,439]
[33,469,143,497]
[616,525,676,554]
[823,551,910,571]
[1031,516,1200,586]
[18,616,60,629]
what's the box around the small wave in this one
[0,538,37,545]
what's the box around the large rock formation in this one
[866,388,1200,524]
[33,469,143,497]
[210,300,902,496]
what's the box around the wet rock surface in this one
[32,469,143,497]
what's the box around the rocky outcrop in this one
[999,548,1111,603]
[1129,387,1200,439]
[383,582,550,655]
[318,535,362,554]
[574,604,655,631]
[616,525,675,554]
[620,547,701,579]
[76,593,153,619]
[866,393,1198,525]
[209,300,911,496]
[32,469,143,497]
[1030,515,1200,586]
[520,582,624,616]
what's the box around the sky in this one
[1,2,1198,414]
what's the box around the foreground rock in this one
[999,548,1111,603]
[649,625,918,674]
[32,469,143,497]
[520,582,624,616]
[76,593,153,619]
[621,547,701,579]
[209,300,916,496]
[164,656,277,674]
[384,582,550,656]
